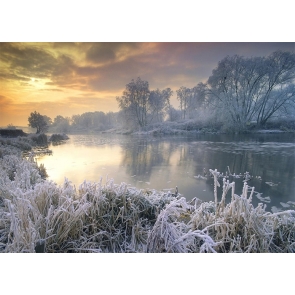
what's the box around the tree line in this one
[28,50,295,134]
[116,50,295,131]
[28,111,120,134]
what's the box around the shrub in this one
[38,163,48,179]
[48,133,69,142]
[29,133,48,145]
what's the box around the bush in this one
[29,133,48,145]
[0,137,32,152]
[48,133,69,142]
[38,163,48,179]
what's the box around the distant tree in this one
[105,112,118,128]
[43,115,52,127]
[149,88,173,122]
[189,83,208,116]
[176,83,208,120]
[71,111,117,131]
[28,111,49,133]
[167,106,182,122]
[71,114,81,128]
[52,115,71,133]
[117,78,173,128]
[207,50,295,129]
[116,77,151,128]
[176,86,190,119]
[176,84,207,120]
[7,123,16,130]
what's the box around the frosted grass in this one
[0,142,295,252]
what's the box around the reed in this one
[0,144,294,253]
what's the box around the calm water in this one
[37,133,295,212]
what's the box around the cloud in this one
[39,88,64,92]
[51,54,76,77]
[86,43,116,64]
[2,42,294,95]
[0,72,31,82]
[85,42,140,64]
[1,42,295,126]
[0,43,57,79]
[2,42,295,90]
[0,43,77,90]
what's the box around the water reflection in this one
[36,133,295,212]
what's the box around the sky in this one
[1,42,294,126]
[1,1,295,291]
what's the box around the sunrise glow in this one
[1,42,294,126]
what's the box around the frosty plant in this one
[0,141,295,252]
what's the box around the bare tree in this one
[256,51,295,125]
[116,77,150,128]
[116,78,172,128]
[176,86,190,119]
[149,88,173,122]
[207,50,295,129]
[176,84,207,120]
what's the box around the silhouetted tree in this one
[42,115,52,127]
[28,111,49,133]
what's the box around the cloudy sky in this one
[1,42,294,126]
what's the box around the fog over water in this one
[37,133,295,212]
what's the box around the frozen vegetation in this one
[1,138,295,253]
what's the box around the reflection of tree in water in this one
[119,135,294,209]
[120,139,175,178]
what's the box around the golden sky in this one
[1,42,294,126]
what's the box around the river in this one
[36,132,295,212]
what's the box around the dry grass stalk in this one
[0,146,294,253]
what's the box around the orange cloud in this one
[1,42,294,126]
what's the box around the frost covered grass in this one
[0,137,32,153]
[0,143,295,253]
[0,133,51,154]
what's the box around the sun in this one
[31,78,35,82]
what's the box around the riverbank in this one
[3,119,295,137]
[0,129,27,137]
[66,126,294,136]
[87,119,295,136]
[1,138,295,252]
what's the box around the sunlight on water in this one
[37,142,123,185]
